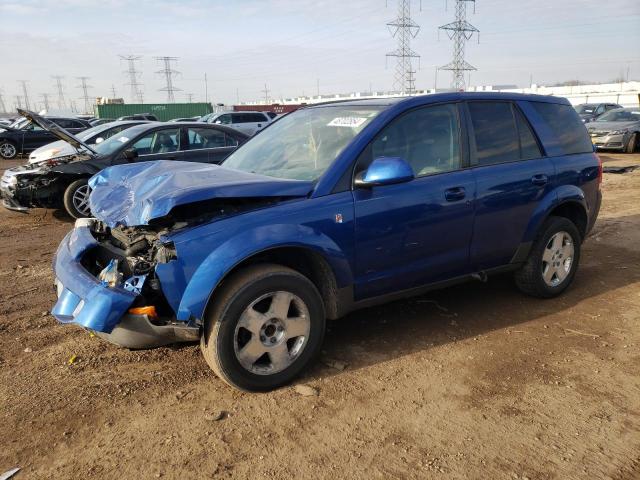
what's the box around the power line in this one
[76,76,93,114]
[155,56,181,103]
[438,0,479,90]
[41,93,51,112]
[18,81,31,110]
[120,55,144,103]
[386,0,421,95]
[52,76,66,110]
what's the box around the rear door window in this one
[132,128,180,155]
[187,128,227,149]
[468,102,520,166]
[530,102,593,155]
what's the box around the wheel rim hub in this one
[234,291,311,375]
[542,231,574,287]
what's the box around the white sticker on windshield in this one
[117,136,129,143]
[327,117,368,128]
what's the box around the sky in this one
[0,0,639,110]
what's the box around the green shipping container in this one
[96,103,213,122]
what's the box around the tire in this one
[0,141,18,160]
[624,133,637,154]
[200,263,326,391]
[63,178,92,219]
[514,216,581,298]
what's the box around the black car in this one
[117,113,159,121]
[0,115,91,159]
[574,103,623,124]
[1,109,248,219]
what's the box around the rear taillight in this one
[596,154,603,186]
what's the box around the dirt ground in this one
[1,153,639,480]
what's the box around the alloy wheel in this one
[233,291,311,375]
[541,231,574,287]
[72,184,92,216]
[0,143,16,159]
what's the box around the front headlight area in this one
[81,220,179,322]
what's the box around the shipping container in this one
[95,103,213,121]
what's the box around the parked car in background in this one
[117,113,159,121]
[206,111,272,135]
[28,120,151,165]
[0,118,14,127]
[49,93,601,391]
[168,116,201,122]
[574,103,623,123]
[1,110,248,218]
[0,114,91,159]
[89,118,116,127]
[586,107,640,153]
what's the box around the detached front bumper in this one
[52,223,198,348]
[1,168,29,212]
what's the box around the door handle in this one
[444,186,466,201]
[531,174,548,186]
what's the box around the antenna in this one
[438,0,479,90]
[386,0,421,95]
[52,76,66,110]
[120,55,144,103]
[155,56,181,103]
[76,76,93,114]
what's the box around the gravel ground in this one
[1,153,639,479]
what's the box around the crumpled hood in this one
[88,160,314,227]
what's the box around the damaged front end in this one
[52,219,198,349]
[0,164,59,211]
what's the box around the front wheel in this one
[201,264,326,391]
[63,178,92,219]
[625,133,637,154]
[0,141,18,160]
[514,216,581,298]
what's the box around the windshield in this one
[222,106,383,180]
[595,108,640,122]
[93,124,149,156]
[77,124,113,141]
[575,104,597,114]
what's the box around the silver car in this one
[586,107,640,153]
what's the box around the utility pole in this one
[76,76,92,114]
[204,73,209,103]
[52,75,66,110]
[386,0,421,95]
[18,80,31,110]
[438,0,479,91]
[120,54,144,103]
[186,93,194,103]
[155,56,181,103]
[111,84,117,98]
[14,95,22,110]
[41,93,51,112]
[316,78,320,97]
[261,84,271,105]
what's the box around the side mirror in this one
[123,148,139,161]
[354,156,414,188]
[94,137,104,144]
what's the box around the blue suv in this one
[51,93,601,391]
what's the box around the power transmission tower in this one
[111,84,117,98]
[14,95,22,110]
[76,76,93,114]
[41,93,51,112]
[155,56,181,103]
[261,84,271,104]
[386,0,421,95]
[120,55,144,103]
[18,80,31,110]
[438,0,479,90]
[52,76,66,110]
[186,93,194,103]
[0,88,7,113]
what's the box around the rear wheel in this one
[0,141,17,160]
[514,216,581,298]
[625,133,637,154]
[63,179,92,219]
[201,264,326,391]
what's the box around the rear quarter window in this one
[530,102,593,155]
